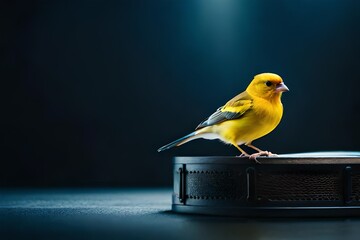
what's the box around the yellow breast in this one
[214,97,283,145]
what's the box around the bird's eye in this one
[265,81,272,87]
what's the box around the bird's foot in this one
[236,153,258,163]
[237,153,250,158]
[249,151,278,163]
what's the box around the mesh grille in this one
[256,171,341,201]
[351,174,360,201]
[186,171,244,200]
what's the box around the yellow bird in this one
[157,73,289,161]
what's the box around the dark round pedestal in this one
[172,152,360,217]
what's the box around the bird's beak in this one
[275,82,289,93]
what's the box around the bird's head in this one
[246,73,289,101]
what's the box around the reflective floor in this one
[1,189,360,239]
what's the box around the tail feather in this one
[157,131,201,152]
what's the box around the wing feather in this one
[196,91,253,130]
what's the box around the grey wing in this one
[195,107,244,130]
[195,91,253,130]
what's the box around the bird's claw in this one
[236,153,261,163]
[236,151,277,164]
[249,151,278,164]
[237,153,249,158]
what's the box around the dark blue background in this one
[2,0,360,187]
